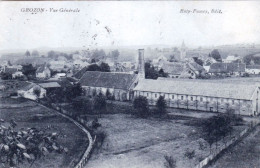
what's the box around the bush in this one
[133,96,149,118]
[164,155,176,168]
[156,96,167,116]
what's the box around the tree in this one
[0,119,66,167]
[164,155,176,168]
[100,62,110,72]
[184,149,195,167]
[168,55,177,62]
[193,57,204,66]
[145,62,159,79]
[33,87,41,100]
[93,93,107,117]
[47,50,58,59]
[25,50,31,57]
[91,49,106,62]
[210,49,222,62]
[31,50,39,57]
[22,64,36,80]
[1,72,12,80]
[158,69,168,77]
[133,96,149,118]
[64,84,82,101]
[111,50,120,63]
[105,89,112,100]
[243,54,254,65]
[156,96,167,116]
[72,98,92,116]
[202,114,234,153]
[86,64,101,71]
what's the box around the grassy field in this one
[0,97,88,168]
[85,113,247,168]
[209,126,260,168]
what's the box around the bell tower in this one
[180,41,186,61]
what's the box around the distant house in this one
[36,64,51,79]
[17,83,46,100]
[209,63,246,76]
[223,55,241,63]
[246,65,260,74]
[49,60,67,71]
[3,66,18,74]
[160,62,206,79]
[73,59,90,69]
[54,73,67,79]
[160,62,184,78]
[79,71,138,101]
[114,62,136,73]
[37,82,61,95]
[12,71,24,79]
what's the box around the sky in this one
[0,1,260,50]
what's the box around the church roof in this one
[134,79,258,100]
[79,71,137,90]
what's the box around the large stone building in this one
[79,71,138,101]
[133,79,260,116]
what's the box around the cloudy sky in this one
[0,1,260,50]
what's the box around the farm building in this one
[246,65,260,74]
[133,79,260,116]
[79,71,138,101]
[208,63,246,76]
[17,83,46,100]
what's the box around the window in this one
[221,99,224,102]
[172,95,174,99]
[147,93,149,97]
[200,97,203,102]
[191,97,193,101]
[155,94,157,98]
[181,96,183,100]
[232,100,235,104]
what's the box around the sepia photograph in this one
[0,1,260,168]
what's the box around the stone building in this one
[133,79,260,116]
[79,71,138,101]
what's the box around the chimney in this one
[138,49,145,79]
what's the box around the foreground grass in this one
[209,126,260,168]
[0,98,88,168]
[86,113,210,168]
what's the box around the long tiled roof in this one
[134,79,258,100]
[38,82,60,88]
[246,65,260,69]
[209,63,245,73]
[73,66,87,79]
[79,71,137,90]
[161,62,184,75]
[4,67,18,74]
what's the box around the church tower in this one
[180,41,186,61]
[137,49,145,79]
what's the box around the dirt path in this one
[209,125,260,168]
